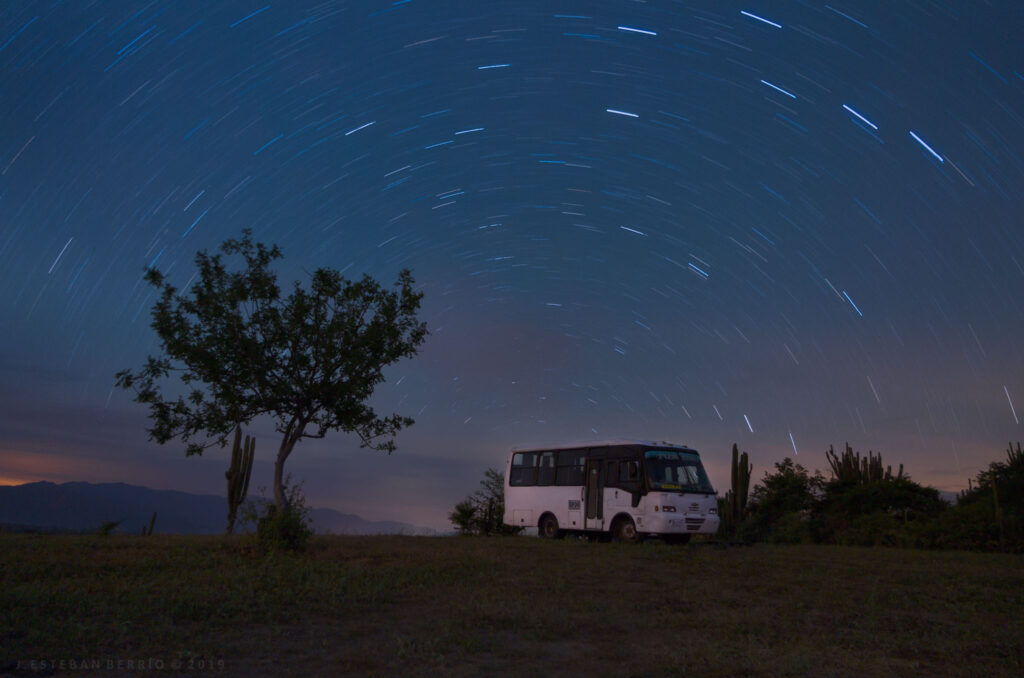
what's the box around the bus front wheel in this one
[538,513,562,539]
[611,517,640,543]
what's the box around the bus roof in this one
[511,439,698,454]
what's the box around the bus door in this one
[584,457,604,529]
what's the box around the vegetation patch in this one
[722,442,1024,553]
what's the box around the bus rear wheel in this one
[538,513,562,539]
[611,517,640,543]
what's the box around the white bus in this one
[503,439,720,543]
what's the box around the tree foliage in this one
[745,457,823,542]
[751,458,822,515]
[116,230,427,511]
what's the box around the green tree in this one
[449,468,522,536]
[750,458,821,516]
[116,230,428,512]
[747,458,823,542]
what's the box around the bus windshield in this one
[644,450,715,493]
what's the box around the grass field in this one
[1,534,1021,677]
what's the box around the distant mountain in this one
[0,481,437,535]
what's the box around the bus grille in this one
[685,517,705,531]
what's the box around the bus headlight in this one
[661,506,676,512]
[708,507,718,514]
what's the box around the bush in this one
[822,477,946,518]
[449,499,477,536]
[256,504,313,552]
[242,479,313,552]
[918,489,1023,553]
[813,476,947,546]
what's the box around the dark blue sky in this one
[1,1,1022,529]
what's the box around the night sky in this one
[2,1,1022,530]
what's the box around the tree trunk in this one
[273,434,299,512]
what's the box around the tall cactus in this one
[730,443,752,524]
[226,426,255,535]
[826,443,903,485]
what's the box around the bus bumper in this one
[644,513,720,535]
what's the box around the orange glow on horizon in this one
[0,474,37,486]
[0,448,112,485]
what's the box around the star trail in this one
[1,1,1022,529]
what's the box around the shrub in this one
[242,479,313,552]
[449,499,477,536]
[814,471,947,546]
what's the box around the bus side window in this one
[510,452,537,486]
[537,452,556,486]
[556,450,585,485]
[619,460,641,493]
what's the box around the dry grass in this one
[1,534,1021,677]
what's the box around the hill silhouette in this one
[0,481,436,535]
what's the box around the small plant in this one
[95,520,121,536]
[141,511,157,536]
